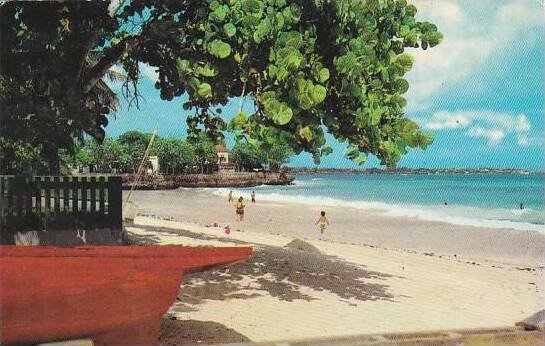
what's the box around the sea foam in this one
[212,188,545,233]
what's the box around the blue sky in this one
[106,0,544,169]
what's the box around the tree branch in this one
[80,35,142,94]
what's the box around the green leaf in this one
[264,99,293,125]
[394,78,409,93]
[276,47,303,69]
[394,54,414,72]
[405,5,417,17]
[195,64,217,77]
[242,0,262,12]
[223,23,237,37]
[311,85,327,104]
[209,0,220,10]
[278,31,303,48]
[369,108,383,125]
[208,39,232,59]
[254,18,271,43]
[354,153,367,165]
[176,59,191,74]
[187,77,201,93]
[294,79,327,109]
[345,146,359,160]
[370,79,383,89]
[319,68,330,83]
[295,79,314,110]
[321,146,333,156]
[228,112,248,130]
[197,82,212,99]
[299,126,313,142]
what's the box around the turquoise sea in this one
[217,173,545,232]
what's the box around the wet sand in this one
[127,188,545,267]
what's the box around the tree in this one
[117,131,155,172]
[1,0,441,173]
[191,137,218,174]
[86,138,128,173]
[231,142,263,172]
[59,143,93,174]
[154,138,197,174]
[0,138,45,175]
[264,142,293,172]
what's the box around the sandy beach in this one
[123,188,545,344]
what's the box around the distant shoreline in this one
[288,167,543,175]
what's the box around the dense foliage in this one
[153,138,197,174]
[231,142,263,171]
[0,0,441,173]
[231,141,292,171]
[62,131,217,175]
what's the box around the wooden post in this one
[81,176,88,214]
[63,176,70,213]
[44,176,51,216]
[0,177,4,233]
[90,176,97,214]
[53,176,60,216]
[24,176,32,217]
[99,176,106,226]
[108,176,123,232]
[14,176,24,218]
[34,177,41,215]
[73,176,79,214]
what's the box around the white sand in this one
[128,216,545,342]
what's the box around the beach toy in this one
[224,226,231,235]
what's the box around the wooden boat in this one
[0,245,252,345]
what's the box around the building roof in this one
[214,144,229,153]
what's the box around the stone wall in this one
[122,172,294,190]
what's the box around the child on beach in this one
[235,196,245,222]
[315,211,330,235]
[251,191,256,203]
[228,190,233,203]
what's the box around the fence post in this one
[81,176,88,214]
[98,176,106,218]
[108,176,123,231]
[63,176,70,212]
[53,176,61,216]
[0,176,4,233]
[44,176,51,217]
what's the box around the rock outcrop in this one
[122,172,294,190]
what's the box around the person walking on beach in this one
[315,211,330,235]
[235,196,245,222]
[251,191,256,203]
[228,190,233,204]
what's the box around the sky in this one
[106,0,544,169]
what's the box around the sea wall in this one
[122,172,294,190]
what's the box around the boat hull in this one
[0,245,252,345]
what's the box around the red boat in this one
[0,245,252,345]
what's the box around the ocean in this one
[216,173,545,232]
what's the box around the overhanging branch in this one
[80,35,142,94]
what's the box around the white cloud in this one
[466,126,505,145]
[405,0,544,111]
[419,110,532,146]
